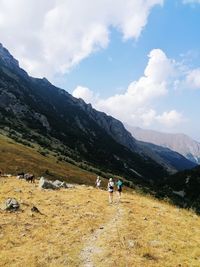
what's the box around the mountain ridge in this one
[0,43,196,183]
[127,125,200,164]
[0,43,167,181]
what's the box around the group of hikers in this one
[95,176,123,204]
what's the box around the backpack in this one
[118,180,123,187]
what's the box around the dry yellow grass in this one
[0,134,101,185]
[92,192,200,267]
[0,176,113,267]
[1,176,200,267]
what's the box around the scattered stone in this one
[31,206,40,213]
[53,180,68,188]
[65,183,75,189]
[39,177,75,190]
[127,240,136,248]
[4,198,20,211]
[143,217,148,221]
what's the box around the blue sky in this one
[55,1,200,96]
[0,0,200,140]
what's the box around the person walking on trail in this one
[108,178,115,204]
[95,176,101,189]
[116,179,123,202]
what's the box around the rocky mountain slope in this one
[127,126,200,164]
[137,141,197,174]
[0,43,195,183]
[0,43,167,181]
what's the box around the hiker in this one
[108,178,114,204]
[116,179,123,202]
[95,176,101,189]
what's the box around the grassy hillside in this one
[0,133,104,186]
[1,176,200,267]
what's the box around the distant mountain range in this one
[0,43,196,184]
[127,126,200,165]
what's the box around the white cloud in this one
[73,86,98,104]
[156,110,184,127]
[0,0,163,78]
[73,49,184,129]
[185,68,200,89]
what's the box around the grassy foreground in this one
[1,176,200,267]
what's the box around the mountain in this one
[136,140,197,173]
[0,43,167,182]
[0,43,195,184]
[127,125,200,164]
[163,165,200,212]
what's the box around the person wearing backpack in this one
[116,179,123,202]
[107,178,114,204]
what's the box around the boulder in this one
[53,180,67,188]
[65,183,75,189]
[38,177,75,190]
[39,177,58,190]
[4,198,20,211]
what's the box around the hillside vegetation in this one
[1,176,200,267]
[1,132,200,214]
[0,133,108,186]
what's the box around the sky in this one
[0,0,200,140]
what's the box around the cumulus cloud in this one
[73,86,98,104]
[185,68,200,89]
[0,0,163,78]
[73,49,184,129]
[156,110,183,127]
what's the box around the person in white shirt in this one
[95,176,101,189]
[107,178,114,204]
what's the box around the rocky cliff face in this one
[79,102,138,152]
[0,43,27,78]
[127,126,200,164]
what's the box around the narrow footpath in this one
[81,203,125,267]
